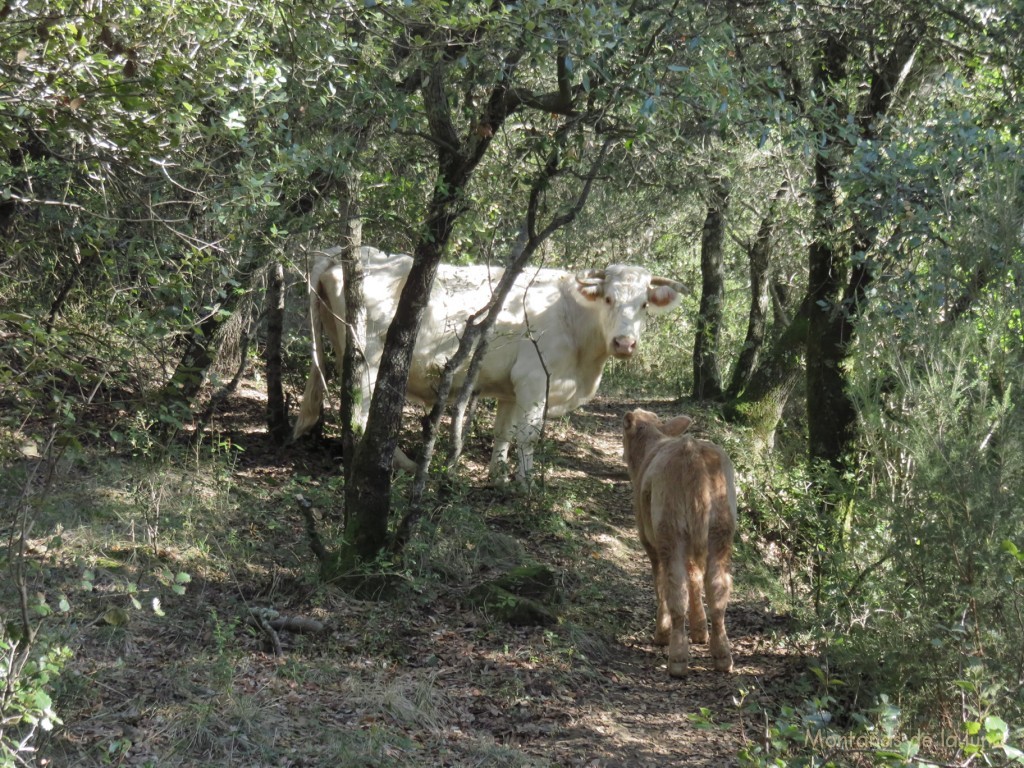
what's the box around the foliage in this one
[740,687,1024,768]
[0,633,70,767]
[748,143,1024,758]
[3,0,1024,761]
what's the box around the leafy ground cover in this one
[4,382,807,767]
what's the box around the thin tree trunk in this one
[45,219,91,332]
[162,316,222,412]
[806,27,920,471]
[339,203,365,490]
[392,140,611,551]
[344,230,451,563]
[265,262,289,445]
[161,258,259,412]
[723,295,809,453]
[727,183,787,399]
[692,176,730,401]
[339,46,534,566]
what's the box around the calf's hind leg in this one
[705,542,734,672]
[686,558,709,645]
[641,539,672,646]
[659,535,690,677]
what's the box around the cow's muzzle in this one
[612,336,637,358]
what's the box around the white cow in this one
[293,245,684,484]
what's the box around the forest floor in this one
[7,381,811,767]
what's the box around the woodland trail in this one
[37,387,805,767]
[496,398,803,767]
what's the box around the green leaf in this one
[32,689,53,711]
[103,607,131,627]
[1003,745,1024,763]
[985,715,1008,744]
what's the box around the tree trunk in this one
[335,38,595,567]
[806,27,920,470]
[161,316,222,414]
[339,205,365,490]
[727,183,786,399]
[723,295,809,453]
[343,232,451,563]
[692,176,730,400]
[265,262,289,445]
[336,35,542,566]
[161,257,259,415]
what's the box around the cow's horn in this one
[650,276,685,292]
[576,268,606,286]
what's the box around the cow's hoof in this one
[690,630,709,645]
[653,631,670,646]
[668,660,688,677]
[713,653,734,673]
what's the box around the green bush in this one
[0,618,71,766]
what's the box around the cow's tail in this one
[292,256,337,440]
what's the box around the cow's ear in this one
[623,411,636,430]
[647,283,682,313]
[661,415,693,436]
[576,282,604,303]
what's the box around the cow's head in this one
[575,264,684,359]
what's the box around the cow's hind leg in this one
[487,401,516,484]
[658,532,689,677]
[705,540,734,673]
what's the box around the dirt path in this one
[483,398,802,767]
[38,390,804,767]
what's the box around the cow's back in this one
[358,253,609,415]
[388,260,570,406]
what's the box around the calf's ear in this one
[661,415,693,436]
[623,411,636,430]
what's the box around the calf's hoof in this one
[690,629,709,645]
[668,660,688,677]
[712,653,734,673]
[653,631,670,647]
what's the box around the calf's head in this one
[622,408,694,476]
[575,265,684,360]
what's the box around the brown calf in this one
[622,408,737,676]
